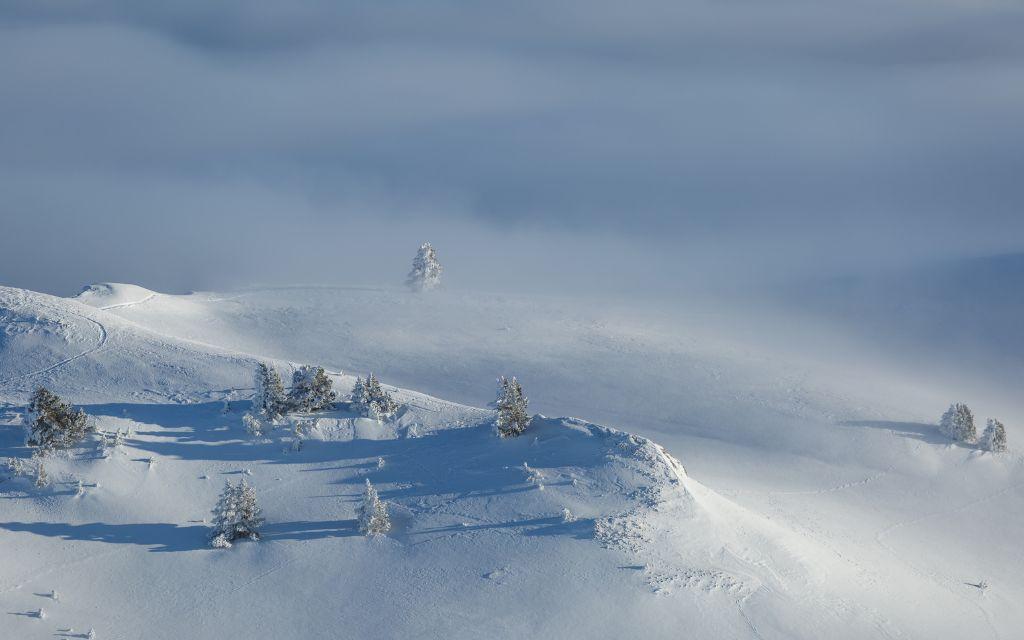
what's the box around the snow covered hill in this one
[1,283,1022,639]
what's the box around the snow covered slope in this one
[1,283,1022,639]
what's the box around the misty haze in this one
[1,2,1022,639]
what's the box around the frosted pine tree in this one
[352,373,399,420]
[357,479,391,535]
[252,363,287,420]
[406,242,443,291]
[288,365,337,412]
[982,419,1007,453]
[496,376,530,437]
[210,478,264,547]
[25,387,91,451]
[351,376,366,407]
[939,403,976,443]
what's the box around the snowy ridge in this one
[1,283,1022,639]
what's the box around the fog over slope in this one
[2,0,1023,296]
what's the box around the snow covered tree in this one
[288,365,337,412]
[252,363,287,420]
[242,413,265,439]
[406,242,443,291]
[939,403,977,444]
[495,376,530,437]
[210,478,264,548]
[25,387,91,451]
[351,373,399,420]
[357,479,391,535]
[982,418,1007,453]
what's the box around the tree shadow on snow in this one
[23,401,625,547]
[836,420,953,446]
[261,519,360,541]
[0,521,207,552]
[413,516,594,541]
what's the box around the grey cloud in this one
[1,1,1022,295]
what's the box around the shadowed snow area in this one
[1,283,1022,639]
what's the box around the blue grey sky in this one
[2,1,1023,295]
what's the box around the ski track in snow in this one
[873,480,1024,640]
[0,309,108,387]
[0,289,155,389]
[98,292,158,311]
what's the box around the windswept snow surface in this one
[1,283,1022,639]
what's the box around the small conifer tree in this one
[252,363,287,420]
[406,242,443,291]
[981,418,1007,453]
[25,387,91,452]
[357,479,391,535]
[939,403,977,444]
[496,376,530,437]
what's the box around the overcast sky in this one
[2,0,1023,296]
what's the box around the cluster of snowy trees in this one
[351,373,400,420]
[939,403,1007,452]
[24,387,91,452]
[210,478,264,548]
[252,363,337,420]
[210,476,391,548]
[251,363,404,424]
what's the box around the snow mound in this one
[74,283,158,310]
[0,286,255,404]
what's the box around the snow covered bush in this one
[252,362,287,420]
[939,403,977,444]
[288,365,337,412]
[357,479,391,535]
[101,428,127,456]
[6,456,26,478]
[25,387,91,452]
[210,478,264,547]
[406,242,442,291]
[242,413,265,439]
[496,376,530,437]
[351,373,399,420]
[982,419,1007,453]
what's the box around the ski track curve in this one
[0,289,160,389]
[0,310,108,387]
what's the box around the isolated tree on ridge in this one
[357,479,391,535]
[25,387,91,451]
[253,362,287,420]
[981,418,1007,453]
[939,403,977,444]
[289,365,337,412]
[495,376,530,437]
[406,242,443,291]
